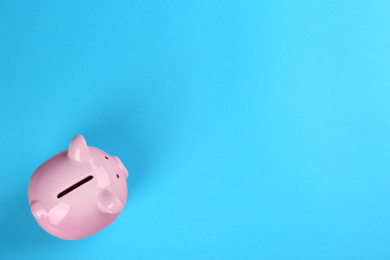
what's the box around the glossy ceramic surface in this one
[28,135,128,240]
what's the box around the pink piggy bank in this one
[28,135,128,240]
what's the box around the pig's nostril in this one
[116,174,119,179]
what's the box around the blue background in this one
[1,1,390,259]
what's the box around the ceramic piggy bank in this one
[28,135,128,240]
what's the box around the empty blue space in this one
[1,1,390,259]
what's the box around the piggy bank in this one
[28,135,128,240]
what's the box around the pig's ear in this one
[113,156,128,178]
[97,190,124,214]
[68,135,91,161]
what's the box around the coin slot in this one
[57,175,93,199]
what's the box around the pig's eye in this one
[116,174,120,179]
[105,156,109,160]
